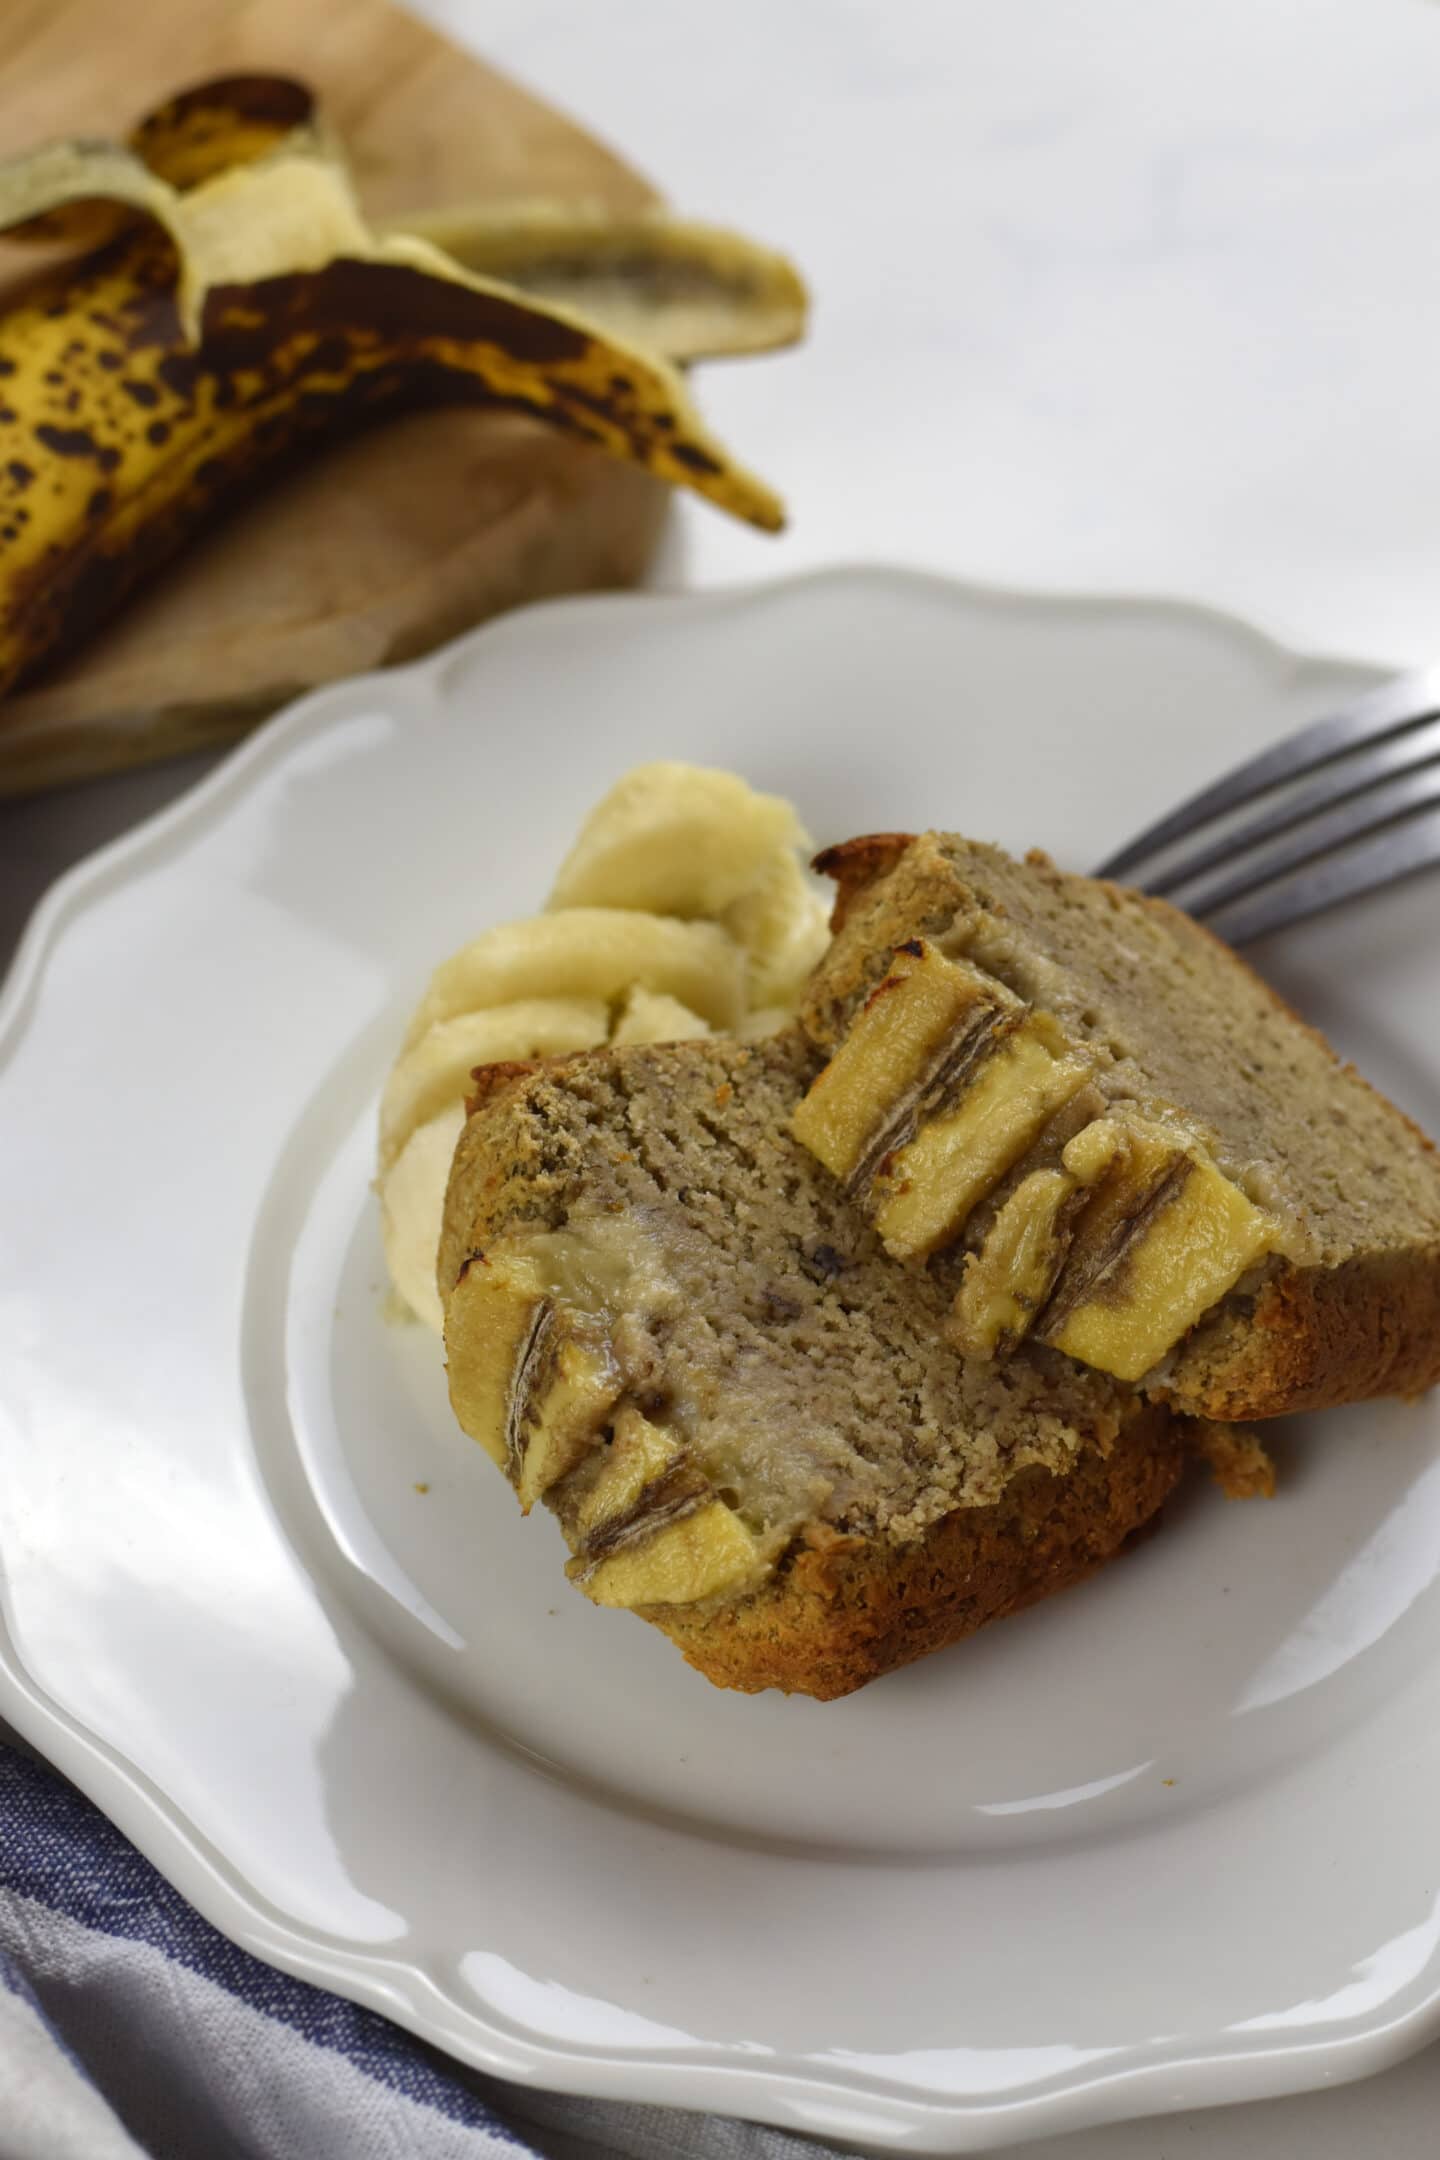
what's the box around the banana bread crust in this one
[1158,1250,1440,1417]
[651,1399,1183,1698]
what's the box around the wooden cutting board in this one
[0,0,670,795]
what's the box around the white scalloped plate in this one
[5,568,1440,2153]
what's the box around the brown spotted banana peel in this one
[0,75,797,697]
[9,77,806,359]
[2,75,333,255]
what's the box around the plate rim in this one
[3,562,1429,2154]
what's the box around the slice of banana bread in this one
[798,833,1440,1420]
[439,1031,1184,1698]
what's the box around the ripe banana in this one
[0,74,798,696]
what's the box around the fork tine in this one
[1205,802,1440,946]
[1170,760,1440,919]
[1142,712,1440,898]
[1096,660,1440,881]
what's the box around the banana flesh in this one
[446,1231,765,1610]
[0,75,797,696]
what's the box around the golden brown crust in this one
[812,832,918,932]
[649,1402,1184,1699]
[1164,1250,1440,1418]
[462,1057,544,1119]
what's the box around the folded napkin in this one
[0,1740,822,2160]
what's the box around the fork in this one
[1094,661,1440,944]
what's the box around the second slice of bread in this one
[804,833,1440,1420]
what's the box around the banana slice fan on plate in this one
[380,762,832,1332]
[0,73,805,697]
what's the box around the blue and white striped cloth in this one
[0,1738,821,2160]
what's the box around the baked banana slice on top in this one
[796,832,1440,1419]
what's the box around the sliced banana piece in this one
[722,848,830,1010]
[442,1246,547,1465]
[569,1407,689,1539]
[381,1103,467,1333]
[564,1409,764,1608]
[737,1005,792,1040]
[508,1313,623,1513]
[548,761,807,917]
[444,1217,678,1479]
[951,1166,1077,1359]
[404,908,747,1044]
[577,1499,762,1609]
[611,985,711,1044]
[874,1015,1094,1261]
[791,939,1014,1182]
[1042,1122,1275,1384]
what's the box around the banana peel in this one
[391,200,806,362]
[131,74,330,192]
[10,77,804,357]
[4,75,328,253]
[0,74,800,698]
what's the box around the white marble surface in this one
[413,5,1440,2154]
[424,0,1440,671]
[6,1,1440,2152]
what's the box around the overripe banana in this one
[0,75,800,695]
